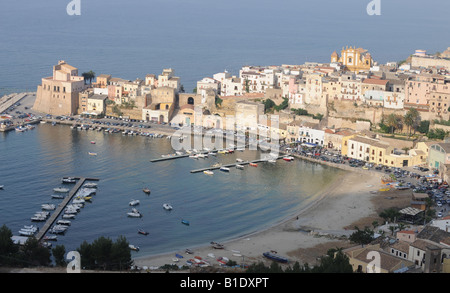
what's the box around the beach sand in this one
[133,168,384,271]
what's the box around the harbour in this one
[0,122,342,258]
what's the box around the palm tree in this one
[386,113,400,134]
[82,71,96,85]
[404,108,420,136]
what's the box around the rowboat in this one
[143,187,151,194]
[163,203,173,210]
[263,251,289,263]
[129,199,140,206]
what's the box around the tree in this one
[417,120,430,134]
[349,226,374,247]
[379,207,401,223]
[0,225,18,266]
[263,99,276,113]
[404,108,420,136]
[22,237,51,267]
[82,71,96,85]
[385,113,403,134]
[52,245,66,267]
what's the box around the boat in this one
[15,126,27,132]
[31,216,46,222]
[236,164,244,170]
[62,177,76,183]
[211,241,224,249]
[219,167,230,172]
[172,258,179,262]
[217,257,229,264]
[163,203,173,210]
[62,214,75,219]
[381,176,394,184]
[138,229,149,235]
[129,199,140,206]
[88,152,97,156]
[83,182,97,188]
[249,163,258,167]
[175,253,184,259]
[43,235,58,241]
[90,141,96,144]
[53,187,69,193]
[143,187,151,194]
[203,170,214,175]
[51,194,65,199]
[0,185,3,189]
[185,249,193,254]
[127,208,142,218]
[262,251,289,263]
[268,159,277,163]
[72,198,85,205]
[283,156,294,162]
[129,244,140,251]
[57,220,71,226]
[41,203,56,211]
[236,158,244,162]
[181,219,190,226]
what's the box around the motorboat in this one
[127,209,142,217]
[163,203,173,210]
[236,164,244,170]
[57,220,71,226]
[219,167,230,172]
[181,219,190,226]
[83,182,97,188]
[90,141,96,144]
[62,177,76,183]
[129,244,140,251]
[185,249,193,254]
[41,204,56,211]
[15,126,27,132]
[53,187,69,193]
[62,214,75,219]
[143,187,151,194]
[51,194,65,199]
[236,158,244,162]
[283,156,294,162]
[43,235,58,241]
[31,216,46,222]
[77,187,96,197]
[249,163,258,167]
[211,241,224,249]
[72,198,85,205]
[129,199,140,206]
[268,159,277,163]
[203,170,214,175]
[88,152,97,156]
[138,229,149,235]
[0,185,3,189]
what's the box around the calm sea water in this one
[1,0,449,96]
[0,124,343,257]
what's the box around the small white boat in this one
[62,214,76,219]
[41,204,56,211]
[236,158,244,162]
[57,220,71,226]
[219,167,230,172]
[127,212,142,218]
[129,199,140,206]
[236,164,244,170]
[83,182,98,188]
[72,198,85,205]
[283,156,294,161]
[62,177,76,183]
[203,170,214,175]
[53,187,69,193]
[51,194,65,199]
[0,185,3,189]
[268,159,277,163]
[129,244,140,251]
[163,203,173,210]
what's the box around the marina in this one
[34,177,100,242]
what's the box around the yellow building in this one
[331,46,373,73]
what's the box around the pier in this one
[190,156,286,173]
[34,177,99,242]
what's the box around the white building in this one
[298,125,325,146]
[197,77,220,95]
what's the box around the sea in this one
[0,0,449,96]
[0,124,342,257]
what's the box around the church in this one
[331,46,374,73]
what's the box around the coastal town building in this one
[331,47,374,73]
[142,86,176,124]
[33,60,86,116]
[157,68,180,92]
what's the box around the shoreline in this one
[133,167,381,270]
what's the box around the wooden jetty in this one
[34,177,99,242]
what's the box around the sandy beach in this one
[133,167,384,271]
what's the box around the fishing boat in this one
[181,219,190,226]
[249,163,258,167]
[163,203,173,210]
[263,251,289,263]
[26,124,35,130]
[203,170,214,175]
[219,167,230,172]
[138,229,149,235]
[283,156,294,162]
[15,126,27,132]
[129,244,140,251]
[88,152,97,156]
[236,164,244,170]
[129,199,140,206]
[143,187,151,194]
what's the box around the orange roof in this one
[398,230,415,234]
[363,78,388,85]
